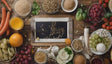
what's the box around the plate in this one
[89,29,112,55]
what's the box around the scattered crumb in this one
[37,37,40,40]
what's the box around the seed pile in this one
[42,0,59,14]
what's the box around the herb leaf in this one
[64,47,72,55]
[32,1,40,15]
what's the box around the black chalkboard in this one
[36,22,67,39]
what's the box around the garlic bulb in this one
[51,46,59,55]
[48,52,56,60]
[37,46,52,54]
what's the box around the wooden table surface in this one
[0,0,112,64]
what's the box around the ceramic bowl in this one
[71,39,84,52]
[61,0,78,13]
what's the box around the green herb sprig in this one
[32,1,40,15]
[64,47,72,55]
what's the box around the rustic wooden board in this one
[1,0,112,64]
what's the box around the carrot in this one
[1,0,11,11]
[0,8,6,30]
[0,12,10,36]
[6,27,10,35]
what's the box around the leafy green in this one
[64,47,72,55]
[32,1,40,15]
[76,5,87,21]
[104,12,112,18]
[66,62,73,64]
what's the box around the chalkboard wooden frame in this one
[31,17,73,42]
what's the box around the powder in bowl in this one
[34,51,47,63]
[73,40,83,52]
[63,0,75,11]
[14,0,31,16]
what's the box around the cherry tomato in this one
[106,26,110,30]
[110,16,112,21]
[104,22,108,25]
[110,22,112,25]
[110,26,112,30]
[102,24,106,28]
[103,18,108,22]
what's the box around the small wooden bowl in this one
[90,56,104,64]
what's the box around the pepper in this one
[82,13,87,20]
[76,9,83,21]
[76,7,87,21]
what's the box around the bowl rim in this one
[90,56,104,64]
[71,39,84,52]
[89,29,112,55]
[0,48,17,62]
[61,0,78,13]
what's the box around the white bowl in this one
[61,0,78,13]
[71,39,84,52]
[89,29,112,55]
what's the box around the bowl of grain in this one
[41,0,60,14]
[13,0,32,17]
[71,39,84,52]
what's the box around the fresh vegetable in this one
[84,28,89,50]
[32,1,40,15]
[76,5,87,21]
[102,24,106,29]
[104,12,112,18]
[88,3,105,23]
[98,0,109,9]
[67,62,73,64]
[64,47,72,55]
[57,46,73,64]
[6,27,10,36]
[90,32,111,52]
[0,38,16,61]
[0,8,6,30]
[104,0,109,3]
[0,12,10,36]
[103,3,107,8]
[99,0,103,4]
[1,0,11,11]
[103,18,108,22]
[102,16,112,30]
[11,44,33,64]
